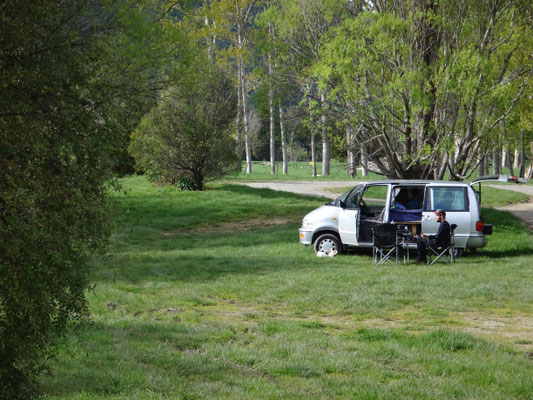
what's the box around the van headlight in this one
[301,219,313,229]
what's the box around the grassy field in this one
[225,161,387,181]
[42,176,533,399]
[225,161,533,184]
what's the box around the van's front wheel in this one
[314,234,342,255]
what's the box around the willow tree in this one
[315,0,533,179]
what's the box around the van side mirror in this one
[338,200,346,209]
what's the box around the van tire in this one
[453,248,463,258]
[314,233,342,255]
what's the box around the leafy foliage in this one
[0,0,181,397]
[314,1,533,179]
[129,62,240,190]
[176,176,198,191]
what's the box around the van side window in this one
[389,186,425,222]
[425,187,468,211]
[391,186,424,210]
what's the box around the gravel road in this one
[243,181,350,200]
[242,181,533,230]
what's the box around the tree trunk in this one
[501,115,512,175]
[241,66,252,174]
[526,141,533,179]
[236,7,251,174]
[513,148,520,170]
[508,151,514,176]
[238,57,251,171]
[492,148,501,175]
[268,40,275,175]
[310,111,317,177]
[501,147,508,172]
[478,153,485,177]
[361,144,368,177]
[518,131,525,177]
[320,92,330,176]
[279,104,288,174]
[236,61,243,158]
[204,13,215,60]
[193,172,204,191]
[346,126,356,178]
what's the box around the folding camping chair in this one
[427,224,458,265]
[372,223,399,266]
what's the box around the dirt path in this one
[243,181,349,200]
[242,181,533,230]
[488,184,533,231]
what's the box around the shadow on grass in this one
[478,208,533,258]
[94,249,329,284]
[217,183,331,201]
[470,248,533,259]
[108,221,302,256]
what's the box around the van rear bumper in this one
[466,234,488,249]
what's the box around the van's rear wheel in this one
[314,234,342,255]
[453,248,463,258]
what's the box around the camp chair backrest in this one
[372,223,397,248]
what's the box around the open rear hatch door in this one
[471,174,528,186]
[470,175,528,202]
[470,174,528,235]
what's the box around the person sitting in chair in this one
[416,209,450,263]
[393,190,409,210]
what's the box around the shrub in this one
[129,63,239,191]
[0,0,172,397]
[176,176,198,191]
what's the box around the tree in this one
[265,0,347,176]
[315,0,533,179]
[0,1,180,397]
[195,0,262,174]
[129,64,239,190]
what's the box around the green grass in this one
[224,161,533,184]
[41,176,533,399]
[224,161,385,181]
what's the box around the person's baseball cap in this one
[434,209,446,217]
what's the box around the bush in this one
[0,0,172,397]
[129,62,239,191]
[176,176,198,191]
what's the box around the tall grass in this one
[42,176,533,399]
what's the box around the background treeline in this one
[1,0,532,398]
[179,0,533,180]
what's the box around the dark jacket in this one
[430,220,451,248]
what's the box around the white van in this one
[299,175,526,257]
